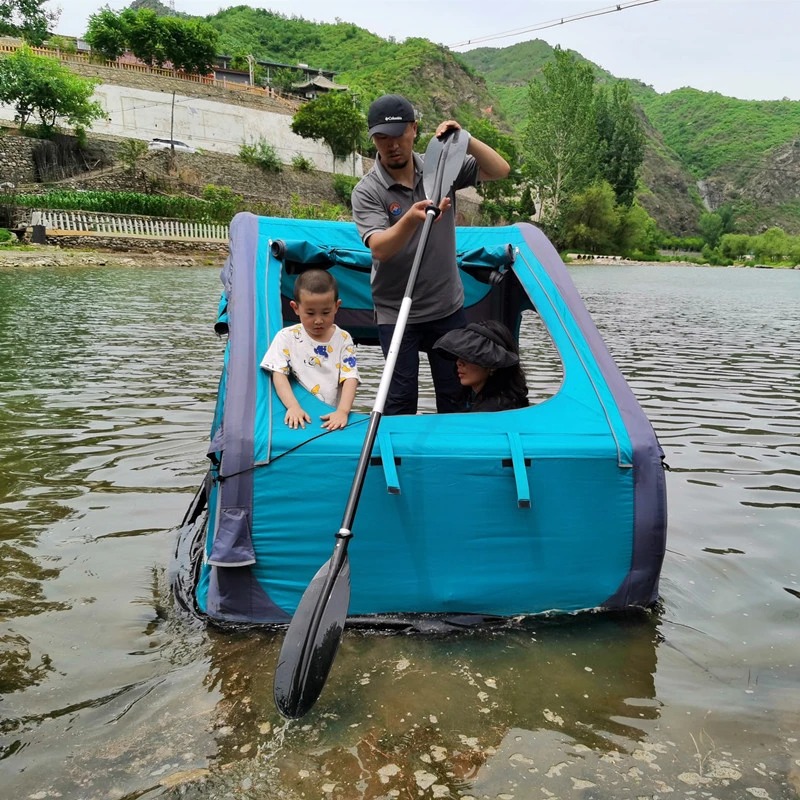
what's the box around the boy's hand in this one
[284,405,311,429]
[320,409,349,431]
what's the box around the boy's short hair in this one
[293,268,339,303]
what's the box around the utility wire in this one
[448,0,662,49]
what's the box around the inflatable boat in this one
[171,213,667,628]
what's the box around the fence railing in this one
[30,210,229,241]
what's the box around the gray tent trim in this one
[205,215,274,611]
[206,564,291,624]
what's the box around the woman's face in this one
[456,359,490,393]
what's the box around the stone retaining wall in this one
[3,127,344,217]
[42,233,228,254]
[67,61,296,118]
[0,135,38,184]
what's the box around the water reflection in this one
[1,262,799,799]
[157,612,660,798]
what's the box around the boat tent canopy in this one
[172,214,667,628]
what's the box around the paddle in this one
[273,127,470,719]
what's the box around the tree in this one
[522,48,599,238]
[160,16,218,74]
[560,180,620,253]
[121,8,167,67]
[85,8,219,74]
[595,81,644,207]
[272,67,300,93]
[0,46,105,134]
[0,0,58,45]
[699,211,725,248]
[84,8,129,62]
[291,91,363,171]
[616,202,659,256]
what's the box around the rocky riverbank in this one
[0,246,223,270]
[2,245,794,271]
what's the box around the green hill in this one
[202,7,499,127]
[74,4,800,235]
[637,88,800,179]
[458,40,800,235]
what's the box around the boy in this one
[260,269,359,431]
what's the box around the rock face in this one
[637,127,702,237]
[743,137,800,206]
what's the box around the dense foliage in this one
[458,36,800,237]
[203,7,495,134]
[521,48,648,250]
[595,82,644,207]
[0,0,56,45]
[85,8,219,73]
[9,3,800,242]
[0,47,104,134]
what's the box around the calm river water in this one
[1,260,798,799]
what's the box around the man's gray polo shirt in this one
[351,151,479,325]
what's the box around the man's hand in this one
[435,120,461,139]
[409,197,452,221]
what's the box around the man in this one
[351,93,510,415]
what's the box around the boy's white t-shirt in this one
[260,323,359,407]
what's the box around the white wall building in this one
[0,82,363,177]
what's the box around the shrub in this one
[239,138,282,172]
[289,194,349,221]
[202,184,243,222]
[117,138,148,173]
[331,173,358,208]
[291,154,314,172]
[0,228,12,243]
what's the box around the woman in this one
[433,320,529,412]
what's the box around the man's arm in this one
[468,136,511,182]
[434,120,510,183]
[364,197,451,262]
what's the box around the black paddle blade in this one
[273,554,351,719]
[423,128,471,204]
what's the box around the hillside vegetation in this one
[111,2,800,235]
[18,2,800,237]
[637,88,800,179]
[457,44,800,235]
[202,6,498,127]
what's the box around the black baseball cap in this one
[367,94,416,137]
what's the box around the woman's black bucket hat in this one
[433,322,519,369]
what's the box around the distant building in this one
[214,54,341,93]
[291,72,348,100]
